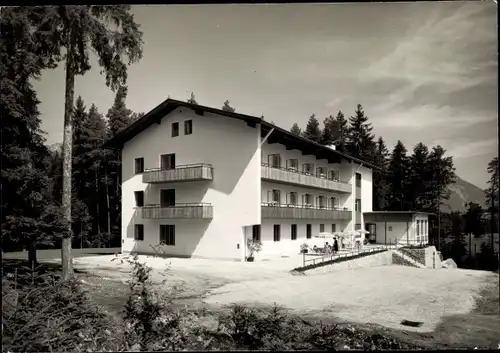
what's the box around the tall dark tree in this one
[386,141,410,211]
[320,115,337,146]
[372,137,390,211]
[485,157,499,256]
[407,143,430,211]
[302,114,321,143]
[0,7,65,266]
[131,111,145,123]
[187,92,198,104]
[222,100,235,112]
[290,123,302,136]
[26,5,143,279]
[463,202,486,238]
[425,145,457,213]
[333,110,348,153]
[346,104,376,162]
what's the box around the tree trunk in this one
[95,166,101,236]
[28,240,37,270]
[61,42,75,281]
[105,165,111,247]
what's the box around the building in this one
[363,211,432,246]
[104,99,391,261]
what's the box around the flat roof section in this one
[363,211,434,223]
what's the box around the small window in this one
[134,224,144,241]
[303,194,313,206]
[160,224,175,246]
[329,169,339,181]
[273,224,281,242]
[320,224,325,232]
[134,157,144,174]
[287,159,298,170]
[134,191,144,207]
[160,153,175,170]
[416,220,420,236]
[291,224,297,240]
[252,225,261,241]
[306,224,312,239]
[160,189,175,207]
[287,192,297,205]
[269,154,281,168]
[184,120,193,135]
[172,122,179,137]
[332,224,337,233]
[318,196,327,208]
[355,199,361,212]
[303,163,314,174]
[356,173,362,188]
[330,197,339,209]
[388,226,393,232]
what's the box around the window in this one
[388,226,393,232]
[273,224,281,242]
[172,122,179,137]
[271,189,281,203]
[287,159,298,170]
[356,173,362,188]
[332,224,337,233]
[417,220,420,236]
[355,199,361,212]
[160,225,175,245]
[306,224,312,239]
[252,225,261,241]
[291,224,297,240]
[160,153,175,170]
[316,166,327,178]
[287,192,298,205]
[184,120,193,135]
[134,191,144,207]
[269,154,281,168]
[425,220,428,235]
[134,224,144,241]
[320,224,325,232]
[303,194,313,206]
[318,196,327,209]
[329,169,339,181]
[330,197,339,209]
[160,189,175,207]
[303,163,314,174]
[134,157,144,174]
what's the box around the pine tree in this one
[485,157,499,255]
[290,123,302,136]
[425,145,457,213]
[131,111,145,123]
[222,100,235,112]
[24,5,143,279]
[386,141,410,211]
[372,137,390,210]
[346,104,376,161]
[333,110,348,153]
[320,115,336,146]
[187,92,198,104]
[408,142,430,210]
[302,114,321,143]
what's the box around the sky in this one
[35,2,498,189]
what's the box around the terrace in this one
[140,203,213,219]
[142,163,213,184]
[261,202,351,220]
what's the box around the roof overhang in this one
[102,98,381,171]
[363,211,435,223]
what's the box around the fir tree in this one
[485,157,499,254]
[222,100,235,112]
[302,114,321,143]
[408,142,430,210]
[333,110,349,153]
[346,104,376,162]
[290,123,302,136]
[25,5,143,279]
[372,137,390,210]
[386,141,410,211]
[320,115,336,146]
[425,145,457,213]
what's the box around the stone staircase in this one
[392,249,426,269]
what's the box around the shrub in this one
[246,238,263,259]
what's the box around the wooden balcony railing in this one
[261,164,351,193]
[140,203,213,219]
[142,164,213,183]
[261,202,352,220]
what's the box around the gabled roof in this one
[103,98,381,170]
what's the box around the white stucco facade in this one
[119,103,376,261]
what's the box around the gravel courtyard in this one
[63,253,496,334]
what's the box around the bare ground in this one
[15,252,500,349]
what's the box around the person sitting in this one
[312,245,319,254]
[324,242,330,254]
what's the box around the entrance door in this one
[365,223,376,243]
[160,189,175,207]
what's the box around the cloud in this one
[445,139,498,160]
[377,104,496,130]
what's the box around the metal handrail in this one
[140,202,212,208]
[261,163,351,184]
[301,240,396,267]
[261,202,350,212]
[144,163,213,172]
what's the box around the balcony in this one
[142,164,213,184]
[261,202,352,220]
[141,203,213,219]
[261,164,351,193]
